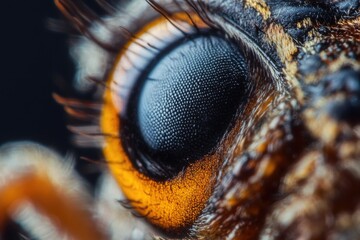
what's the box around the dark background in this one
[1,0,73,154]
[1,0,105,181]
[1,1,101,238]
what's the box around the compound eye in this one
[101,11,250,234]
[124,34,248,179]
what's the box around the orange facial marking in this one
[100,14,221,232]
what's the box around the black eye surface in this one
[122,33,249,180]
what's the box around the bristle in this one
[55,0,118,52]
[71,134,104,148]
[67,125,111,137]
[64,107,99,120]
[80,156,107,166]
[174,0,200,33]
[187,0,215,29]
[95,0,118,14]
[146,0,189,37]
[54,0,95,29]
[53,93,102,110]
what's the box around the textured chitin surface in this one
[190,1,360,239]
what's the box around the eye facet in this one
[123,34,249,179]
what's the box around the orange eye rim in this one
[100,13,223,233]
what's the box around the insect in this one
[1,0,360,239]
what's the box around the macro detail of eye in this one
[123,34,248,179]
[100,8,251,234]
